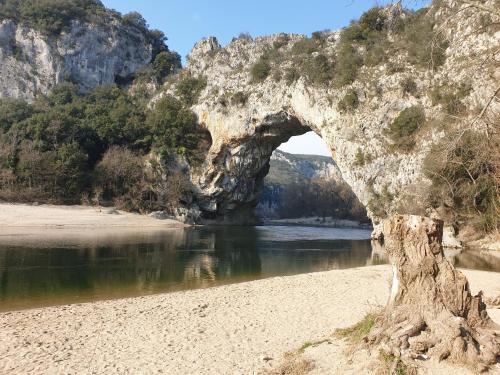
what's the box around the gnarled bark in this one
[367,215,499,372]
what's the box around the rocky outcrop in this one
[168,1,499,225]
[268,150,341,181]
[256,150,342,218]
[0,18,153,100]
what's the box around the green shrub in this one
[291,37,321,56]
[386,106,426,151]
[363,43,388,67]
[231,91,249,106]
[284,68,301,84]
[368,184,394,220]
[287,35,334,86]
[250,59,271,83]
[395,9,448,70]
[353,148,371,167]
[337,89,359,113]
[0,98,33,132]
[400,77,417,96]
[175,74,207,106]
[335,44,362,87]
[122,11,147,30]
[147,95,199,156]
[0,0,105,35]
[152,51,181,83]
[359,7,386,33]
[340,7,386,46]
[340,7,387,46]
[302,54,334,85]
[429,83,471,115]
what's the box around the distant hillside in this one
[257,150,367,221]
[265,150,342,185]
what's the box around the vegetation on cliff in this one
[0,0,107,35]
[0,83,209,211]
[248,4,449,90]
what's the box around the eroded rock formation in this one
[0,18,153,100]
[168,1,499,224]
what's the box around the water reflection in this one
[367,241,500,273]
[0,226,495,312]
[0,226,373,311]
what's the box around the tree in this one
[0,98,33,132]
[152,51,181,83]
[94,146,143,199]
[147,95,201,159]
[367,215,499,372]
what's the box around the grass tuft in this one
[335,312,379,343]
[298,339,331,353]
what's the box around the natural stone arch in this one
[192,111,314,223]
[179,35,429,225]
[168,0,498,226]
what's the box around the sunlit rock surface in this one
[0,18,153,100]
[169,1,498,224]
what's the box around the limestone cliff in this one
[165,0,499,224]
[256,150,341,218]
[0,17,153,100]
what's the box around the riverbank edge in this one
[0,202,187,229]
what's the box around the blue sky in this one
[101,0,422,156]
[101,0,403,62]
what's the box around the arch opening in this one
[193,113,369,227]
[255,132,369,225]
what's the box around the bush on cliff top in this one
[0,0,106,34]
[0,0,169,56]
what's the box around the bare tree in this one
[367,215,499,372]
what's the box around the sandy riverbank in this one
[0,203,185,229]
[1,265,499,374]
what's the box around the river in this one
[0,225,497,311]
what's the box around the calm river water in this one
[0,225,498,311]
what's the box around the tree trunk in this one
[367,215,499,372]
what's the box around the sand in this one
[1,265,499,374]
[0,203,185,230]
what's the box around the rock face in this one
[171,1,499,224]
[256,150,341,218]
[0,18,153,100]
[268,150,341,181]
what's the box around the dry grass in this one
[265,352,314,375]
[376,350,417,375]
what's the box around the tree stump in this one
[367,215,499,371]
